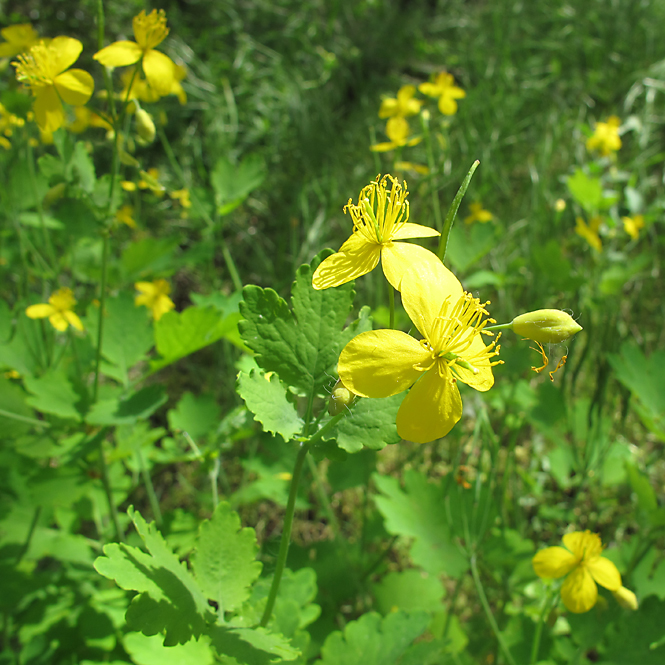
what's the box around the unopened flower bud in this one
[328,379,355,416]
[135,108,156,144]
[612,586,638,610]
[511,309,582,344]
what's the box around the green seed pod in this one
[511,309,582,344]
[328,380,355,416]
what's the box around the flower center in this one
[134,10,169,51]
[344,174,409,245]
[13,42,56,88]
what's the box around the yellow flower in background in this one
[575,215,602,251]
[26,287,84,332]
[0,102,25,149]
[338,260,500,443]
[121,168,166,196]
[419,72,466,116]
[170,188,191,217]
[13,37,95,133]
[371,116,422,152]
[533,531,622,614]
[94,9,176,96]
[0,23,40,57]
[586,116,621,155]
[115,204,137,228]
[119,62,187,104]
[67,106,112,133]
[312,174,440,290]
[464,202,493,224]
[378,85,422,120]
[554,198,567,212]
[394,161,430,175]
[622,214,644,240]
[135,279,175,320]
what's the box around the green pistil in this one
[441,351,479,374]
[362,198,382,242]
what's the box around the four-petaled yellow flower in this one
[0,23,40,57]
[312,174,440,290]
[26,287,84,332]
[622,214,644,240]
[116,204,137,228]
[338,260,500,443]
[94,9,176,96]
[378,85,422,120]
[135,279,175,320]
[533,530,623,614]
[371,116,422,152]
[419,72,466,116]
[464,202,493,225]
[586,116,621,156]
[13,37,95,133]
[575,215,602,251]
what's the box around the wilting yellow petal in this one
[532,546,578,579]
[338,330,430,399]
[312,234,381,290]
[396,363,462,443]
[33,86,65,133]
[94,41,143,67]
[142,49,176,95]
[380,241,441,291]
[26,303,56,319]
[399,259,463,339]
[561,565,598,613]
[587,556,621,591]
[54,69,94,106]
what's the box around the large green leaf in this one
[208,625,299,664]
[191,502,262,614]
[237,369,304,441]
[94,507,215,646]
[239,251,371,396]
[151,306,239,372]
[24,370,82,421]
[86,385,167,426]
[318,610,430,665]
[566,168,603,212]
[373,470,467,578]
[167,391,221,441]
[211,153,266,215]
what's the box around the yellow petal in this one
[94,41,143,67]
[338,330,429,398]
[418,82,440,98]
[142,49,176,96]
[33,86,65,133]
[26,303,56,319]
[532,546,578,579]
[63,311,84,332]
[561,565,597,613]
[587,556,621,591]
[54,69,94,106]
[391,222,440,240]
[151,295,175,321]
[563,531,602,559]
[49,312,70,332]
[452,333,495,391]
[49,36,83,74]
[312,234,381,290]
[438,96,458,116]
[399,258,463,339]
[396,363,462,443]
[378,98,398,118]
[380,242,442,292]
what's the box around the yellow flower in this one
[119,61,187,104]
[371,116,422,152]
[26,287,84,332]
[67,106,112,133]
[115,204,137,228]
[533,531,622,614]
[378,85,422,120]
[0,23,40,57]
[0,102,25,149]
[338,260,500,443]
[94,9,176,96]
[312,174,440,290]
[464,202,493,225]
[13,37,95,133]
[135,279,175,320]
[586,116,622,156]
[419,72,466,116]
[554,198,567,212]
[622,214,644,240]
[394,161,430,175]
[575,215,602,251]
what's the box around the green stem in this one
[437,160,480,262]
[470,553,516,665]
[388,284,395,329]
[420,111,443,232]
[99,435,125,542]
[137,448,163,526]
[485,322,514,333]
[530,587,556,664]
[15,506,41,564]
[260,441,311,627]
[26,143,57,274]
[0,408,50,428]
[92,229,110,403]
[157,126,242,292]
